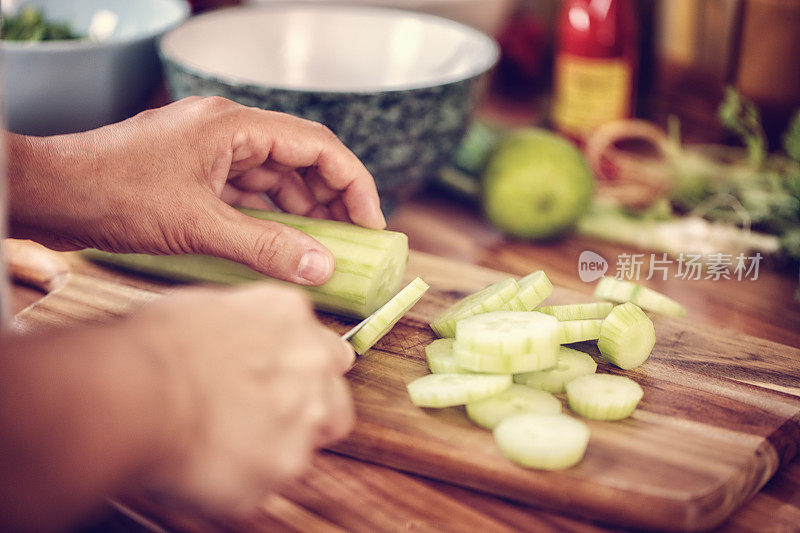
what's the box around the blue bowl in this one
[159,4,498,214]
[1,0,189,135]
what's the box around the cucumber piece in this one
[425,338,469,374]
[537,302,614,321]
[558,319,604,344]
[84,209,409,319]
[503,271,553,311]
[350,277,429,355]
[466,384,561,430]
[430,278,519,338]
[454,347,559,375]
[407,373,512,408]
[594,277,686,318]
[493,413,590,470]
[566,374,643,421]
[514,347,597,393]
[455,311,560,358]
[597,303,656,370]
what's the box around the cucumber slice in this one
[407,373,512,408]
[514,347,597,393]
[597,303,656,370]
[84,209,409,319]
[566,374,643,420]
[594,277,686,318]
[558,319,604,344]
[425,338,469,374]
[503,271,553,311]
[537,302,614,321]
[350,277,429,355]
[455,311,559,358]
[493,413,590,470]
[466,385,561,430]
[454,347,559,374]
[430,278,519,338]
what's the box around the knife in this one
[340,308,378,341]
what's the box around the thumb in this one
[197,204,334,285]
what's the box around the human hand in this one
[8,97,385,285]
[130,283,354,516]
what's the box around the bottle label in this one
[552,54,631,137]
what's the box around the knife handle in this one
[4,239,69,294]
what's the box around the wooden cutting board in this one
[11,246,800,532]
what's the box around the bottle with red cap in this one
[551,0,638,141]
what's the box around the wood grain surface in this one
[11,244,800,532]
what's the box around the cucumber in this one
[566,374,643,421]
[453,311,560,374]
[455,311,560,357]
[406,373,512,408]
[594,277,686,318]
[83,209,409,319]
[537,302,614,321]
[503,271,553,311]
[466,385,561,430]
[493,413,590,470]
[558,319,604,344]
[430,278,519,338]
[597,303,656,370]
[425,338,469,374]
[350,277,429,355]
[514,347,597,393]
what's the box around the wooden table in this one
[9,190,800,532]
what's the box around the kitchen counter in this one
[9,190,800,532]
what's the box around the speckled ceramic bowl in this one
[158,4,499,214]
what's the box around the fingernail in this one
[374,203,387,228]
[298,250,332,284]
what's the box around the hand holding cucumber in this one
[132,284,355,516]
[7,96,385,286]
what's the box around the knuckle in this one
[252,224,288,273]
[200,95,236,113]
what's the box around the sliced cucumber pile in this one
[406,373,512,408]
[537,302,613,321]
[425,338,468,374]
[454,311,560,374]
[594,277,686,318]
[350,277,429,355]
[493,413,590,470]
[407,267,673,470]
[566,374,643,421]
[503,271,553,311]
[597,303,656,370]
[514,347,597,393]
[466,384,561,430]
[558,319,604,344]
[430,278,519,338]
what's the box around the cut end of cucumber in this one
[466,384,561,430]
[430,278,519,338]
[597,303,656,370]
[594,277,686,318]
[350,277,429,355]
[493,413,590,470]
[407,373,512,408]
[514,347,597,393]
[566,374,643,421]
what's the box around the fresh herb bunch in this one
[2,6,82,41]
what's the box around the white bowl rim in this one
[159,2,500,94]
[0,0,191,52]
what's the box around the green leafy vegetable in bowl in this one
[2,6,82,41]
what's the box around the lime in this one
[483,129,594,239]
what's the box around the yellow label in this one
[552,55,631,136]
